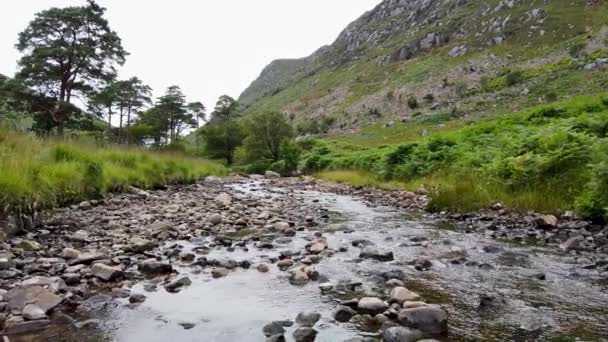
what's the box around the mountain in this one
[238,0,608,134]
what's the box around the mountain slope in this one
[239,0,608,135]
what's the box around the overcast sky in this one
[0,0,381,111]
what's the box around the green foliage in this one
[243,111,293,161]
[199,121,244,165]
[16,0,127,135]
[0,129,226,216]
[306,96,608,218]
[407,96,419,109]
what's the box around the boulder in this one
[265,171,281,179]
[360,247,394,262]
[91,264,123,281]
[22,304,47,320]
[334,306,357,322]
[535,215,558,229]
[215,193,232,207]
[383,326,424,342]
[165,276,192,292]
[208,213,223,225]
[293,327,317,342]
[61,248,80,259]
[295,311,321,327]
[389,287,421,304]
[306,239,328,254]
[397,306,448,334]
[357,297,388,315]
[139,260,173,275]
[5,286,62,313]
[559,235,585,252]
[212,267,230,278]
[16,240,42,251]
[289,268,309,285]
[263,321,286,337]
[128,238,157,253]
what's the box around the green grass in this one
[0,129,227,216]
[302,95,608,218]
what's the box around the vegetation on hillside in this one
[302,96,608,220]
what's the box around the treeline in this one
[0,0,208,148]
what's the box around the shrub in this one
[505,71,524,86]
[407,96,419,109]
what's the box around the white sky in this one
[0,0,381,112]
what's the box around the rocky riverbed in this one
[0,176,607,342]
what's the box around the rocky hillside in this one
[239,0,608,134]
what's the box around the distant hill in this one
[238,0,608,134]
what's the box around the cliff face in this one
[239,0,608,133]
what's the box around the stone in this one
[62,248,80,259]
[267,335,286,342]
[4,320,51,334]
[179,322,196,330]
[69,252,106,265]
[212,267,230,278]
[295,311,321,327]
[0,257,15,270]
[139,260,173,275]
[306,239,328,254]
[129,293,147,304]
[535,215,558,229]
[289,268,309,285]
[215,193,232,206]
[383,326,424,342]
[22,304,47,320]
[560,235,585,252]
[357,297,388,315]
[165,276,192,292]
[257,264,270,273]
[397,306,448,334]
[16,240,42,251]
[277,259,294,271]
[265,171,281,179]
[208,213,223,225]
[91,263,123,281]
[5,286,62,313]
[128,238,157,253]
[389,287,421,304]
[263,321,286,337]
[360,247,394,262]
[334,306,356,322]
[293,327,318,342]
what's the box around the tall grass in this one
[306,95,608,219]
[0,129,227,216]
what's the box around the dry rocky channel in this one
[0,175,607,342]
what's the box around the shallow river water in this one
[17,180,608,342]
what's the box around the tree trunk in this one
[118,104,124,144]
[126,104,131,147]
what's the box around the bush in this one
[505,71,524,86]
[407,96,419,109]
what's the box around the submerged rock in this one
[397,306,448,334]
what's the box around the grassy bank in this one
[0,129,227,216]
[304,95,608,219]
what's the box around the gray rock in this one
[397,306,448,334]
[389,287,421,304]
[293,327,318,342]
[91,263,123,281]
[165,276,192,292]
[263,321,286,337]
[212,267,230,278]
[208,213,223,225]
[22,304,47,320]
[560,235,585,252]
[535,215,558,228]
[129,293,147,304]
[0,257,15,270]
[295,311,321,327]
[357,297,388,315]
[61,248,80,259]
[139,260,173,275]
[4,320,51,334]
[334,306,356,322]
[360,247,394,262]
[16,240,42,251]
[5,286,62,313]
[289,267,310,285]
[277,259,294,271]
[257,264,270,273]
[383,326,424,342]
[128,238,157,253]
[265,171,281,179]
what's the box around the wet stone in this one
[263,321,286,337]
[295,311,321,327]
[292,327,318,342]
